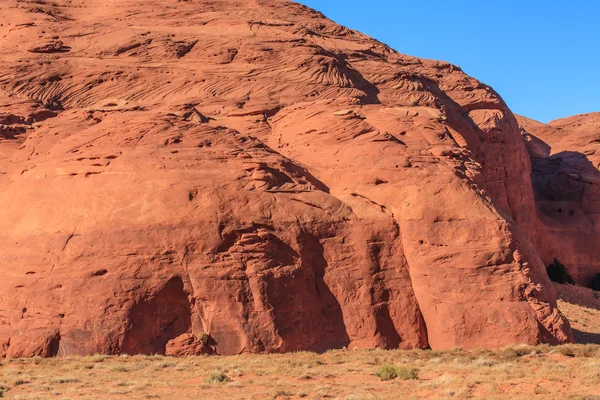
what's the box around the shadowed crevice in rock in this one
[268,234,301,267]
[279,160,331,194]
[301,234,350,352]
[121,277,192,355]
[266,233,350,353]
[47,331,61,357]
[372,287,402,349]
[368,242,404,349]
[336,56,381,105]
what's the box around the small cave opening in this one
[121,277,192,355]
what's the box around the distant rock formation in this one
[518,113,600,286]
[0,0,576,357]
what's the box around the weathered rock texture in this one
[518,114,600,286]
[0,0,574,357]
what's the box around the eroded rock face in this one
[0,0,572,357]
[518,114,600,286]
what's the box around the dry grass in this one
[1,345,600,399]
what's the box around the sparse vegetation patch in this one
[375,365,419,381]
[205,372,231,384]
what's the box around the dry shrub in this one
[497,346,532,360]
[204,372,231,384]
[556,344,599,358]
[375,365,418,381]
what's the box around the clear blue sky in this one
[298,1,599,123]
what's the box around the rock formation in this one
[0,0,576,357]
[518,113,600,286]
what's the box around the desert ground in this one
[1,284,600,400]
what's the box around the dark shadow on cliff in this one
[266,233,350,353]
[530,147,600,282]
[531,150,600,205]
[368,243,402,349]
[302,233,351,352]
[280,159,331,194]
[121,277,192,355]
[573,329,600,344]
[319,46,381,105]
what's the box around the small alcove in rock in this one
[121,277,192,355]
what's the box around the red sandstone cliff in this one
[518,113,600,286]
[0,0,576,357]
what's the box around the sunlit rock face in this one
[0,0,573,357]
